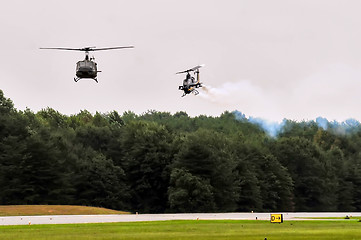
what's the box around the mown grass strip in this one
[0,220,360,240]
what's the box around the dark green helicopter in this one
[40,46,134,83]
[177,64,204,97]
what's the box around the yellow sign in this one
[270,214,283,223]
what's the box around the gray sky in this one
[2,0,361,122]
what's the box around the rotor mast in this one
[85,50,90,60]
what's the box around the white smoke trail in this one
[198,63,361,122]
[198,80,283,121]
[199,81,263,103]
[196,62,361,124]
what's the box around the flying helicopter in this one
[177,64,204,97]
[40,46,134,83]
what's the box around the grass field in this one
[0,220,360,240]
[0,205,129,216]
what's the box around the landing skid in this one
[74,77,98,83]
[181,89,199,97]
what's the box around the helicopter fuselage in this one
[177,66,203,97]
[76,60,98,79]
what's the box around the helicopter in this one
[40,46,134,83]
[177,64,204,97]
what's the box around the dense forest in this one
[1,89,361,213]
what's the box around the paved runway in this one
[1,212,361,225]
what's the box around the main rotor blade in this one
[40,46,134,52]
[91,46,134,51]
[39,47,83,51]
[176,64,205,74]
[176,70,190,74]
[191,64,205,71]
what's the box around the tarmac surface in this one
[1,212,361,225]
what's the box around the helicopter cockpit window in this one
[77,61,91,69]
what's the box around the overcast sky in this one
[1,0,361,122]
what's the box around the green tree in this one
[0,90,31,204]
[19,127,67,204]
[121,120,174,213]
[273,137,334,211]
[172,129,239,212]
[279,120,319,141]
[256,154,294,211]
[168,168,216,212]
[232,134,293,212]
[72,148,130,210]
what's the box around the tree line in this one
[1,89,361,213]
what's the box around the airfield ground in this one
[1,212,361,225]
[1,219,361,240]
[0,206,361,239]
